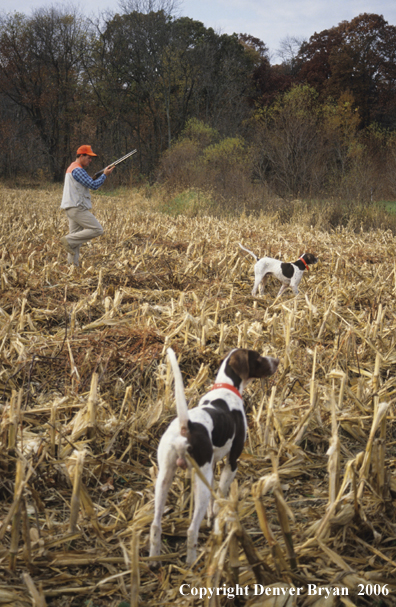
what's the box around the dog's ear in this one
[227,349,250,381]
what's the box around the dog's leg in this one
[218,463,237,498]
[290,276,301,296]
[149,462,176,562]
[211,462,237,521]
[258,274,269,296]
[276,283,289,298]
[252,270,265,296]
[186,462,213,565]
[206,475,215,527]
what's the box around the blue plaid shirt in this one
[72,168,106,190]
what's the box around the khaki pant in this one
[64,206,104,266]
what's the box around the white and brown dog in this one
[149,347,279,565]
[239,243,318,298]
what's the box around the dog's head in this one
[301,253,318,265]
[220,348,279,391]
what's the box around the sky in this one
[0,0,395,60]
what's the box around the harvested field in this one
[1,186,396,607]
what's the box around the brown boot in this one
[60,236,75,255]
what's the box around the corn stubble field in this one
[1,186,396,607]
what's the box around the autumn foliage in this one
[1,4,396,207]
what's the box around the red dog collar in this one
[299,256,309,270]
[211,383,242,399]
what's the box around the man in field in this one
[60,145,114,266]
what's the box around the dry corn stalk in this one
[49,402,57,458]
[130,531,140,607]
[292,381,318,445]
[7,390,17,453]
[263,386,277,449]
[9,458,25,571]
[358,401,390,498]
[68,450,86,533]
[86,372,98,439]
[22,572,47,607]
[2,189,396,605]
[327,390,340,505]
[269,458,297,571]
[253,474,289,577]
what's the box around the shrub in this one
[157,188,214,217]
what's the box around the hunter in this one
[60,145,114,266]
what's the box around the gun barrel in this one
[93,149,137,179]
[111,149,137,167]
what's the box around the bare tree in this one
[119,0,180,19]
[277,35,305,74]
[0,6,91,179]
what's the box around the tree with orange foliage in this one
[297,13,396,128]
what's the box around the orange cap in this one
[77,145,97,156]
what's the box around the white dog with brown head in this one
[149,347,279,566]
[239,243,318,297]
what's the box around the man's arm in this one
[72,168,107,190]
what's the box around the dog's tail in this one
[238,242,258,261]
[167,348,189,437]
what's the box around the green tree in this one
[252,85,329,198]
[91,2,257,175]
[322,92,361,179]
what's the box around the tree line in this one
[1,2,396,202]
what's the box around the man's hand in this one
[103,165,115,176]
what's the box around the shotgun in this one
[93,149,137,180]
